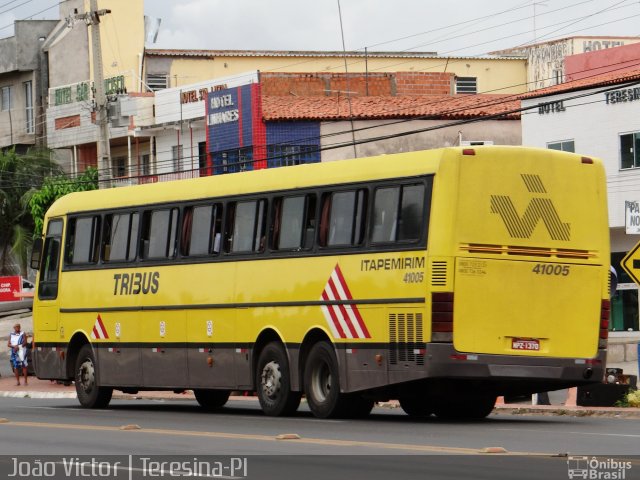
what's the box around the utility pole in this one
[70,2,112,188]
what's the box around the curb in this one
[494,406,640,418]
[0,391,77,399]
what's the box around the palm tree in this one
[0,148,61,277]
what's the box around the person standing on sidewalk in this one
[7,323,28,386]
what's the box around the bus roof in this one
[44,146,597,217]
[46,147,447,217]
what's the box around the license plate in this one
[512,338,540,351]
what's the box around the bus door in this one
[37,219,63,331]
[34,219,64,378]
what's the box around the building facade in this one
[493,36,640,91]
[521,69,640,336]
[0,20,57,152]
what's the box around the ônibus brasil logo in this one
[567,456,632,479]
[490,173,570,241]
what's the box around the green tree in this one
[0,148,61,276]
[29,167,98,237]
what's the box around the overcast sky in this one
[2,0,640,55]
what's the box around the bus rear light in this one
[600,299,610,341]
[462,149,476,156]
[584,358,602,365]
[431,292,454,341]
[581,157,594,164]
[450,354,478,361]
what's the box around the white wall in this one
[154,125,205,175]
[522,87,640,233]
[321,119,521,162]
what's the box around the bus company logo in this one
[320,264,371,339]
[490,173,570,241]
[90,314,109,340]
[567,456,632,479]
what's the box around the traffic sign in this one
[621,240,640,286]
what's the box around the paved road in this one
[0,397,638,479]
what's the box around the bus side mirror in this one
[30,237,43,270]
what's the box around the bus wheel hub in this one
[261,361,282,398]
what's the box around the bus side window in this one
[211,204,223,254]
[273,194,316,251]
[323,189,367,247]
[140,208,179,260]
[371,187,400,243]
[102,213,139,262]
[182,204,220,257]
[228,199,267,253]
[65,216,101,265]
[371,183,426,243]
[398,184,425,241]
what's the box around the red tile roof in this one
[521,67,640,99]
[262,94,520,121]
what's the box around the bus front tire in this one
[194,389,230,411]
[304,341,350,418]
[256,342,301,416]
[75,344,112,409]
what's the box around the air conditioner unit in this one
[107,98,129,128]
[460,140,494,146]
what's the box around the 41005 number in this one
[532,264,570,276]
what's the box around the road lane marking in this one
[1,420,543,455]
[497,427,640,438]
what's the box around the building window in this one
[552,69,563,85]
[146,73,169,91]
[620,132,640,169]
[24,81,34,133]
[172,145,183,171]
[267,145,319,167]
[213,147,253,174]
[1,86,11,111]
[112,157,126,177]
[455,77,477,94]
[547,140,575,153]
[141,154,151,176]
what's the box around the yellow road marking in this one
[1,421,514,455]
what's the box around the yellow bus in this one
[31,146,611,419]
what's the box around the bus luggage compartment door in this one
[453,257,601,358]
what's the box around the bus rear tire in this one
[399,396,433,417]
[256,342,301,416]
[75,344,112,409]
[194,389,230,411]
[304,341,350,418]
[345,395,374,418]
[432,394,496,420]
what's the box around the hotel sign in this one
[50,75,126,106]
[605,87,640,104]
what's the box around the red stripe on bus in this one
[334,265,370,338]
[321,290,346,338]
[327,276,359,338]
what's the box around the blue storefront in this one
[206,84,320,174]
